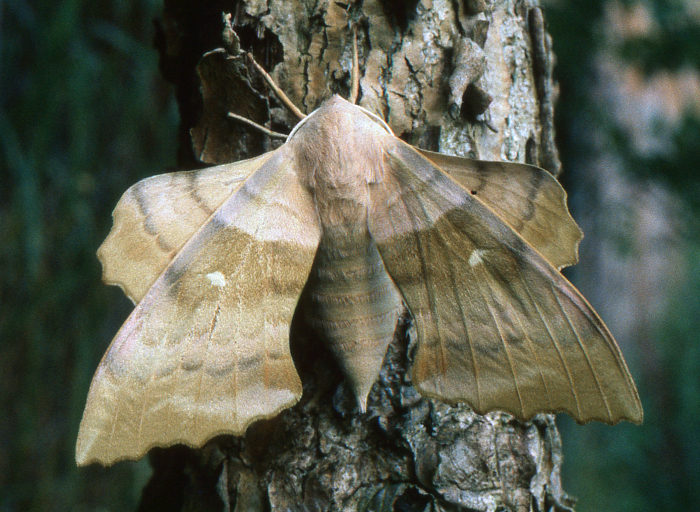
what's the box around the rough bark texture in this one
[144,1,575,510]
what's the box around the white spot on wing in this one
[206,271,227,287]
[469,249,485,267]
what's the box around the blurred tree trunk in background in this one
[544,1,700,510]
[134,1,576,510]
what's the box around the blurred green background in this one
[1,0,177,509]
[546,1,700,510]
[1,0,699,510]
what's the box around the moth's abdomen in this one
[304,224,403,410]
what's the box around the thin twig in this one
[227,112,288,139]
[349,26,360,105]
[247,53,306,120]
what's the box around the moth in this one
[76,94,642,466]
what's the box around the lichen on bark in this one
[146,1,576,510]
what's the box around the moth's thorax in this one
[287,96,403,408]
[289,96,391,227]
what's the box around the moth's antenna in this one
[247,53,306,121]
[349,25,360,105]
[226,112,288,139]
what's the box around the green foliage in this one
[0,0,177,509]
[548,0,700,207]
[626,115,700,210]
[618,0,700,73]
[613,0,700,205]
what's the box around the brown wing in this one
[417,149,582,270]
[77,148,320,465]
[98,153,273,303]
[369,141,642,424]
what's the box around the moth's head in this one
[288,95,393,141]
[288,95,394,186]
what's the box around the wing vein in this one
[194,302,220,433]
[263,250,270,390]
[401,192,449,388]
[137,334,159,450]
[446,250,481,411]
[435,214,481,412]
[510,299,554,410]
[519,274,582,418]
[474,264,525,417]
[551,283,613,421]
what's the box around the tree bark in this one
[142,1,576,510]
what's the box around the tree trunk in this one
[141,1,575,510]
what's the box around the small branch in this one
[349,26,360,105]
[227,112,288,139]
[247,53,306,121]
